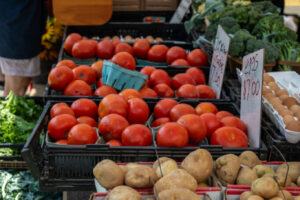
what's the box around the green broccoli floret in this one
[229,29,255,57]
[245,38,279,63]
[251,1,280,14]
[204,24,218,41]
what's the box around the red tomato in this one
[127,98,149,124]
[64,80,93,96]
[133,39,150,59]
[170,59,190,67]
[147,44,168,63]
[155,18,162,23]
[72,40,96,59]
[185,67,206,85]
[216,111,234,120]
[154,99,178,118]
[139,88,158,98]
[73,65,97,85]
[67,124,98,145]
[171,73,195,90]
[153,83,174,98]
[177,114,207,143]
[94,85,117,96]
[122,125,153,146]
[151,117,171,127]
[96,78,104,88]
[56,139,68,145]
[77,116,98,127]
[56,60,77,69]
[220,116,247,133]
[196,85,216,99]
[166,46,187,64]
[96,40,114,59]
[140,66,156,79]
[145,16,152,22]
[115,42,134,55]
[112,40,122,47]
[64,33,82,55]
[48,66,74,91]
[119,89,142,101]
[149,69,171,87]
[98,94,128,118]
[50,103,75,118]
[210,127,248,147]
[200,113,222,138]
[91,61,103,79]
[195,102,218,115]
[111,52,136,70]
[71,98,98,119]
[156,122,188,147]
[187,49,208,67]
[177,84,198,98]
[169,104,196,121]
[98,114,129,140]
[48,114,78,140]
[106,139,122,146]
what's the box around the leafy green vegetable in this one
[276,40,300,71]
[0,91,42,147]
[0,148,15,157]
[229,29,254,57]
[0,170,61,200]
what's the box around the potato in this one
[247,195,264,200]
[291,182,298,187]
[216,154,241,184]
[236,166,258,185]
[158,188,202,200]
[239,151,261,168]
[198,182,209,187]
[276,162,300,182]
[251,176,279,199]
[240,191,253,200]
[126,163,141,170]
[253,165,275,177]
[119,165,129,175]
[153,157,178,178]
[104,185,141,200]
[269,197,283,200]
[181,149,213,183]
[93,160,124,189]
[295,196,300,200]
[154,169,197,195]
[297,176,300,186]
[264,172,292,187]
[276,190,293,200]
[125,166,158,188]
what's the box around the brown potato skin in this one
[93,159,124,189]
[297,176,300,186]
[104,185,142,200]
[154,169,197,196]
[264,172,292,187]
[158,188,202,200]
[247,195,264,200]
[295,195,300,200]
[253,165,275,177]
[181,149,213,183]
[125,166,158,188]
[276,162,300,182]
[216,154,241,184]
[152,157,178,178]
[251,176,279,199]
[236,167,258,185]
[240,191,253,200]
[276,190,293,200]
[239,151,261,168]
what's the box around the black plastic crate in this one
[22,99,268,191]
[109,11,175,22]
[0,96,45,162]
[223,79,241,107]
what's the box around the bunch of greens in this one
[0,92,42,155]
[0,170,61,200]
[275,40,300,71]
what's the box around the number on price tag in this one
[240,49,264,148]
[170,0,192,23]
[208,25,231,99]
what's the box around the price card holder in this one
[240,49,264,148]
[170,0,192,23]
[208,25,231,99]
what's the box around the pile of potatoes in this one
[93,149,214,200]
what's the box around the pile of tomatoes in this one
[48,95,248,148]
[63,33,208,67]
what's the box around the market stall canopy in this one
[53,0,112,25]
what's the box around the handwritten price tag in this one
[208,25,231,99]
[170,0,192,23]
[240,49,264,148]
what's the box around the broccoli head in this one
[245,38,279,63]
[229,29,254,57]
[205,24,218,41]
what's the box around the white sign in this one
[208,25,231,99]
[240,49,264,148]
[170,0,192,23]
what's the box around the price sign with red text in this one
[240,49,264,148]
[208,25,231,99]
